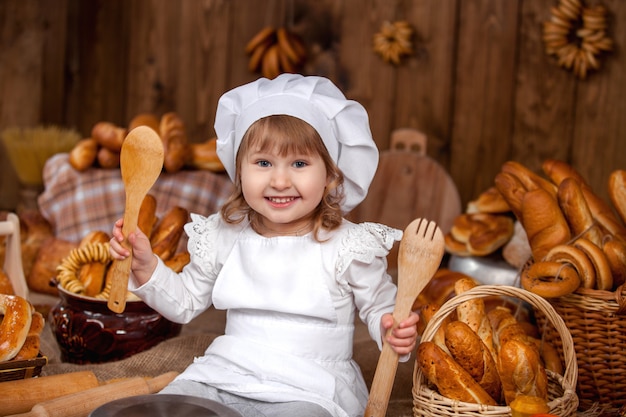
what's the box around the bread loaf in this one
[494,171,526,221]
[189,138,225,171]
[501,161,558,200]
[541,159,587,186]
[28,237,77,295]
[444,320,502,402]
[521,188,571,261]
[557,177,604,246]
[129,113,161,135]
[454,278,496,360]
[159,112,190,173]
[603,238,626,288]
[150,206,189,261]
[581,184,626,241]
[164,251,190,273]
[609,169,626,226]
[92,122,127,152]
[417,341,498,405]
[419,303,451,352]
[68,138,98,172]
[96,146,121,169]
[138,194,158,239]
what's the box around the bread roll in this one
[467,213,514,256]
[494,171,526,221]
[530,337,563,375]
[488,306,527,351]
[450,214,473,243]
[444,232,470,257]
[419,303,450,352]
[189,138,225,171]
[0,269,15,295]
[91,122,127,152]
[609,169,626,226]
[129,113,161,135]
[467,186,510,214]
[164,251,190,273]
[96,146,121,169]
[603,238,626,288]
[521,188,571,261]
[160,112,190,173]
[68,138,98,172]
[150,206,189,261]
[417,341,498,405]
[501,161,558,200]
[13,310,44,361]
[541,158,587,186]
[557,177,604,246]
[413,268,465,310]
[444,320,502,402]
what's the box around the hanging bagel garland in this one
[372,20,414,65]
[245,26,307,79]
[542,0,613,80]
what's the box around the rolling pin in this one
[0,371,99,416]
[7,371,178,417]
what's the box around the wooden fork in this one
[365,218,445,417]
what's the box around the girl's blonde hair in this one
[220,115,344,241]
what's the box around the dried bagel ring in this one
[521,261,581,298]
[55,242,112,296]
[544,244,595,289]
[573,238,613,290]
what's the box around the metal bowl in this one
[89,394,243,417]
[448,254,520,287]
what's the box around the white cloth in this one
[131,213,402,417]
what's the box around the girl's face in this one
[241,144,328,236]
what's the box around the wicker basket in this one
[534,284,626,412]
[413,285,579,417]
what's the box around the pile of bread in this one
[51,195,190,301]
[415,272,560,406]
[68,112,224,173]
[0,274,44,363]
[445,159,626,298]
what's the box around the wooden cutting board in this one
[348,129,461,271]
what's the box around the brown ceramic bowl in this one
[50,285,182,364]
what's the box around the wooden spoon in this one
[107,126,164,313]
[365,218,445,417]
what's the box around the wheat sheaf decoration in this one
[542,0,613,80]
[373,20,414,66]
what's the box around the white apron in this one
[176,229,368,417]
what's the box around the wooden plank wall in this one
[1,0,624,217]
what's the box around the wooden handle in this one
[364,330,399,417]
[0,371,99,416]
[107,200,141,313]
[10,372,178,417]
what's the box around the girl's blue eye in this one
[257,160,271,167]
[294,161,307,168]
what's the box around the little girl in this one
[110,74,419,417]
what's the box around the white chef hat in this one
[215,73,379,213]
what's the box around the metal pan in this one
[89,394,243,417]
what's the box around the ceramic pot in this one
[50,285,182,364]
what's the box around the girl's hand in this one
[381,311,419,356]
[109,218,158,285]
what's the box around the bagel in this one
[0,294,33,361]
[521,261,581,298]
[544,244,595,290]
[573,238,613,290]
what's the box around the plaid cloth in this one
[38,153,234,244]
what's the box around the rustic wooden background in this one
[1,0,624,217]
